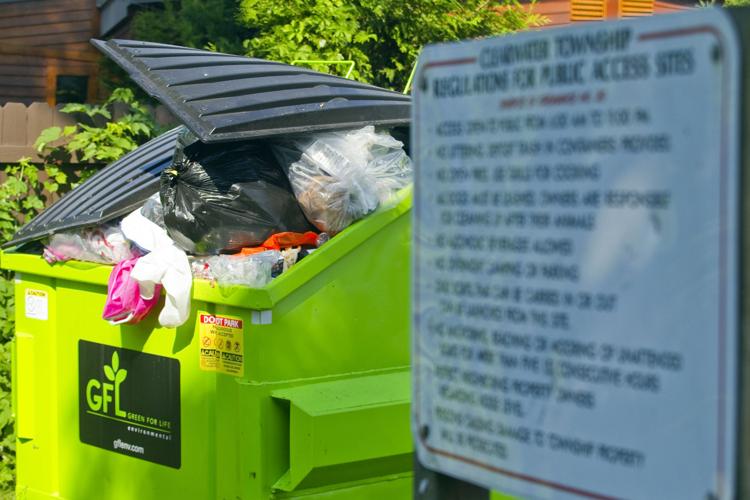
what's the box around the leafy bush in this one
[132,0,249,54]
[125,0,544,92]
[101,0,249,96]
[0,89,157,494]
[36,89,156,167]
[239,0,546,91]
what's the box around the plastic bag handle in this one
[107,312,135,326]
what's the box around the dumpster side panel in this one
[214,368,244,500]
[245,212,411,383]
[15,279,221,500]
[14,274,60,499]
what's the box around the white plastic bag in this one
[273,126,412,234]
[44,224,136,265]
[121,206,192,328]
[130,245,192,328]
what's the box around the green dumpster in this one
[1,190,413,499]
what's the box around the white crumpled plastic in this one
[273,126,412,234]
[121,206,192,328]
[44,225,136,265]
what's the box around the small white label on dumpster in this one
[413,10,739,500]
[25,289,48,321]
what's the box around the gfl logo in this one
[86,351,128,417]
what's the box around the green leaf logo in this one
[103,351,125,382]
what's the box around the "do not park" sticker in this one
[197,312,244,376]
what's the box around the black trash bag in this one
[160,136,314,255]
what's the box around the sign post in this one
[412,9,749,499]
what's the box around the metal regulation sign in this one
[412,10,740,499]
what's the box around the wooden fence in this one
[0,101,177,163]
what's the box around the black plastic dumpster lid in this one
[3,127,180,249]
[91,39,411,143]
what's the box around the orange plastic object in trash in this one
[240,231,319,255]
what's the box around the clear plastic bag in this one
[43,224,137,265]
[141,193,166,229]
[191,251,281,288]
[272,126,412,234]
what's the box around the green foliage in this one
[118,0,543,93]
[239,0,546,91]
[35,88,157,167]
[132,0,249,54]
[0,285,13,494]
[0,88,158,493]
[0,159,64,242]
[723,0,749,6]
[106,0,246,95]
[0,158,54,494]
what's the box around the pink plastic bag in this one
[103,257,162,325]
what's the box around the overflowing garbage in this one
[161,131,313,255]
[272,126,412,234]
[191,251,280,289]
[37,126,412,328]
[43,224,137,265]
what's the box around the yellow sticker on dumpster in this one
[197,312,244,376]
